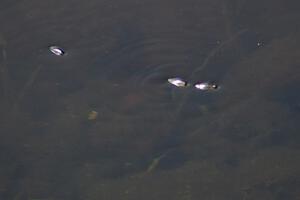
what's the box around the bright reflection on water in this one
[0,0,300,199]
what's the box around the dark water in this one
[0,0,300,199]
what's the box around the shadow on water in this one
[0,0,300,199]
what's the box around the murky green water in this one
[0,0,300,199]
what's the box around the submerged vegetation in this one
[0,0,300,199]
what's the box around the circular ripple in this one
[102,33,207,106]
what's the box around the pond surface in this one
[0,0,300,199]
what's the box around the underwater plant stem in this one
[0,47,9,100]
[175,29,248,115]
[11,65,42,115]
[190,28,247,78]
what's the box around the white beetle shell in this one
[167,78,188,87]
[49,46,65,56]
[194,82,218,91]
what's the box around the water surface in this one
[0,0,300,199]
